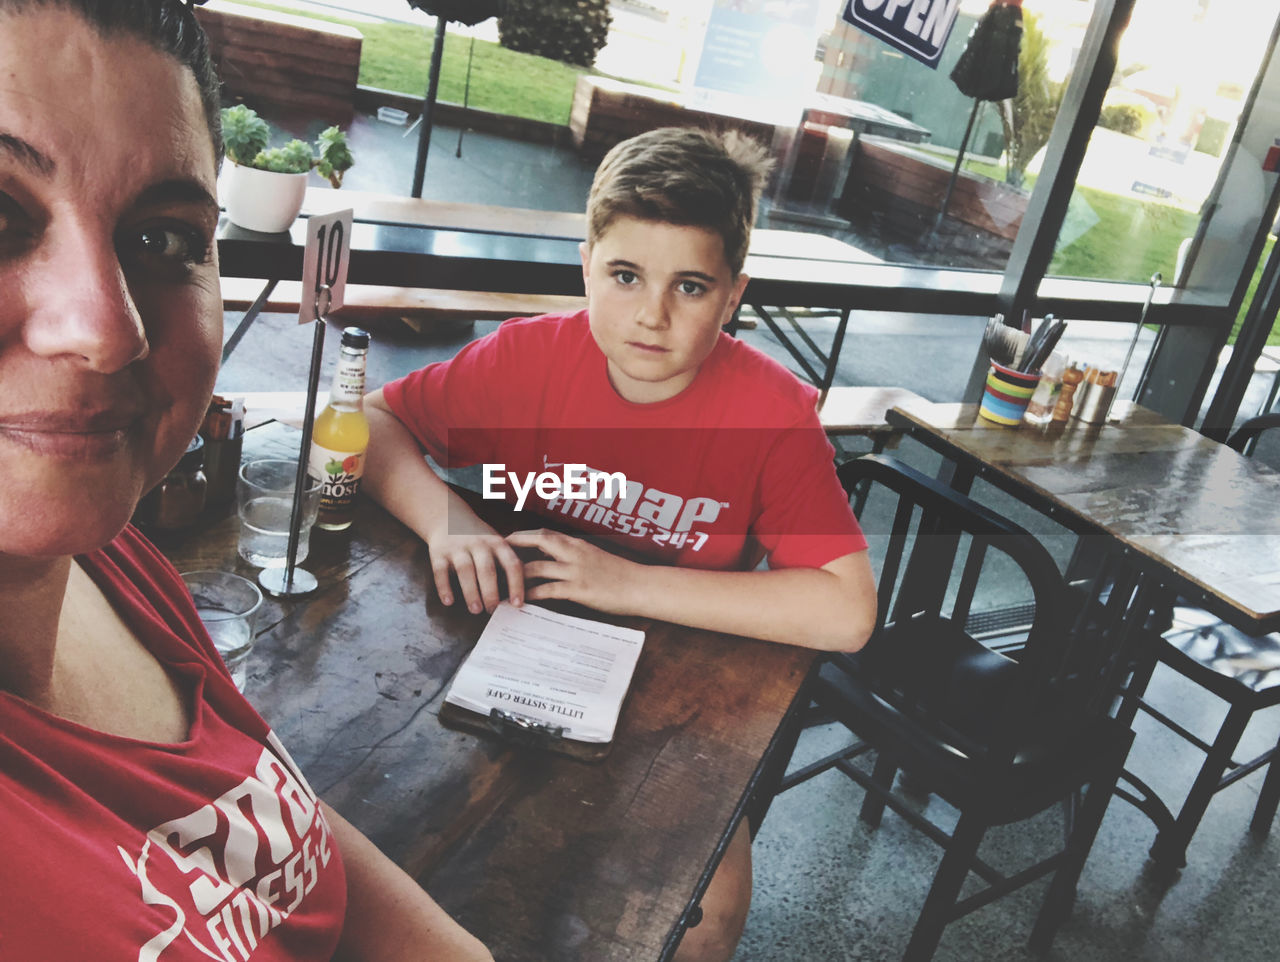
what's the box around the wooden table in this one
[160,421,813,962]
[885,399,1280,635]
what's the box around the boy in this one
[363,126,876,961]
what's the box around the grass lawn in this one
[226,0,612,125]
[1049,185,1198,283]
[1232,235,1277,345]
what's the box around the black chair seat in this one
[1162,620,1280,702]
[763,455,1135,962]
[816,652,1130,826]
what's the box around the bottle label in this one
[329,356,367,405]
[310,442,365,521]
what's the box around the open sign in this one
[843,0,961,69]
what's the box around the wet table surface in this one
[887,400,1280,634]
[158,420,812,962]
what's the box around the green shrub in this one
[1098,103,1152,138]
[498,0,612,68]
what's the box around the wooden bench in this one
[817,386,927,441]
[299,190,588,240]
[220,277,586,333]
[196,0,362,125]
[219,189,871,348]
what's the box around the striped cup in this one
[978,361,1042,425]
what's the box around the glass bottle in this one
[310,327,371,531]
[136,435,208,531]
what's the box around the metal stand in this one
[933,98,983,233]
[456,34,477,158]
[410,15,448,199]
[258,286,331,598]
[1117,272,1161,400]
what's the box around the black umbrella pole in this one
[934,98,982,231]
[411,16,448,198]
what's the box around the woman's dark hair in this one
[0,0,222,161]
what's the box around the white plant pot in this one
[222,162,308,233]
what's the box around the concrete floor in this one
[215,108,1280,961]
[741,682,1280,962]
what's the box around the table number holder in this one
[259,209,353,598]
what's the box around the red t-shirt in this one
[383,310,866,571]
[0,527,347,960]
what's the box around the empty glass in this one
[181,570,263,691]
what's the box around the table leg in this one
[222,276,280,364]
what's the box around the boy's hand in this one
[505,529,639,614]
[426,512,525,614]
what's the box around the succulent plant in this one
[219,105,354,187]
[220,104,269,168]
[315,126,355,188]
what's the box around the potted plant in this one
[220,104,355,233]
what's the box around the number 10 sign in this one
[298,208,353,325]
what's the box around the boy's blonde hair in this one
[586,126,773,276]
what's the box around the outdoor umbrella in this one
[935,0,1023,228]
[405,0,505,197]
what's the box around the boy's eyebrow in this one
[0,131,55,176]
[676,270,719,283]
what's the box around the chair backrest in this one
[836,455,1122,770]
[1226,412,1280,458]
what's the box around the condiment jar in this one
[136,436,208,531]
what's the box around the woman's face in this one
[0,9,222,558]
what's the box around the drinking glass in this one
[181,570,263,691]
[237,459,322,568]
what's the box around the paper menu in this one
[443,602,646,744]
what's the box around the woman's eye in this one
[0,194,36,256]
[118,224,211,274]
[613,270,638,286]
[678,280,706,296]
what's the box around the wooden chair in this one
[1126,413,1280,869]
[768,454,1134,962]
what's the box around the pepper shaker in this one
[1052,366,1084,422]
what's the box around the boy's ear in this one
[727,272,749,315]
[579,241,590,295]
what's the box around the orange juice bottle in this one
[310,327,370,531]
